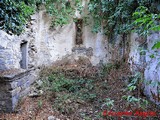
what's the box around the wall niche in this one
[20,42,28,69]
[75,19,83,45]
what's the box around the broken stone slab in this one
[28,89,43,97]
[28,92,40,97]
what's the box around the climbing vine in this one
[133,6,160,36]
[0,0,42,35]
[132,5,160,57]
[88,0,160,40]
[45,0,82,27]
[0,0,159,37]
[0,0,83,34]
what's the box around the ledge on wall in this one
[0,68,39,112]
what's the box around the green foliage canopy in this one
[0,0,41,35]
[45,0,82,27]
[0,0,159,38]
[0,0,82,34]
[88,0,160,39]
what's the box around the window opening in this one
[75,19,83,45]
[20,42,28,69]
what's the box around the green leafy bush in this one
[41,71,97,114]
[48,74,74,92]
[88,0,160,40]
[133,6,160,36]
[0,0,41,35]
[45,0,82,27]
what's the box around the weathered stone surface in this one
[20,87,30,98]
[0,69,39,112]
[0,30,21,70]
[144,32,160,105]
[0,7,109,71]
[129,32,160,105]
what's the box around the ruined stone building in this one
[0,1,109,112]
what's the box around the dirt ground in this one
[0,62,160,120]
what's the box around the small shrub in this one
[101,63,116,76]
[101,98,114,110]
[53,93,76,115]
[122,72,149,110]
[48,74,74,92]
[38,99,43,109]
[40,67,98,115]
[0,0,41,35]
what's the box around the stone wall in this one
[82,27,109,65]
[0,4,110,112]
[0,2,109,71]
[128,33,142,71]
[0,69,39,112]
[32,10,76,67]
[144,32,160,105]
[129,32,160,105]
[0,31,21,70]
[32,9,109,67]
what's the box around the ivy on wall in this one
[88,0,160,40]
[133,6,160,36]
[0,0,159,37]
[45,0,82,27]
[0,0,82,35]
[0,0,42,35]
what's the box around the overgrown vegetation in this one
[88,0,160,56]
[38,59,159,119]
[45,0,82,27]
[40,65,99,116]
[0,0,160,119]
[133,6,160,36]
[122,72,149,110]
[1,0,159,37]
[0,0,42,35]
[88,0,160,38]
[0,0,83,34]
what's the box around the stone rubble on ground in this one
[28,80,44,97]
[48,116,61,120]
